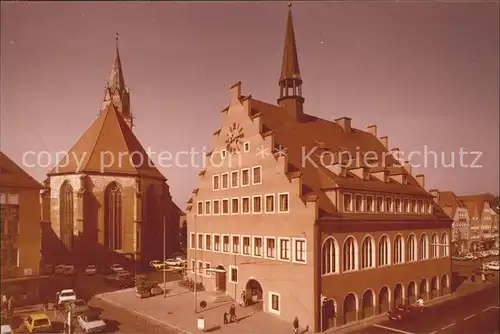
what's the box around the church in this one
[41,36,182,270]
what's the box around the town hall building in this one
[41,36,182,270]
[185,4,452,332]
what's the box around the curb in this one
[96,293,193,334]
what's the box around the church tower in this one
[277,3,304,121]
[101,33,134,129]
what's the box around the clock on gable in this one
[225,122,244,154]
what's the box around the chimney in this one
[366,125,377,137]
[335,117,352,132]
[380,136,388,149]
[230,81,242,104]
[429,189,440,204]
[403,161,412,175]
[415,174,425,188]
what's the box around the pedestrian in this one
[293,316,299,334]
[7,296,13,316]
[240,290,247,307]
[223,312,229,324]
[1,295,7,312]
[416,296,424,312]
[481,272,486,283]
[229,304,237,323]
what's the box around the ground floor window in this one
[269,292,280,314]
[191,260,195,273]
[197,261,203,274]
[229,266,238,283]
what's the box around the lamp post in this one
[163,216,167,298]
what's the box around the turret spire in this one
[278,2,304,120]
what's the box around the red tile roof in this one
[0,151,43,189]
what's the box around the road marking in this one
[464,314,476,320]
[441,323,455,330]
[483,306,500,312]
[372,324,415,334]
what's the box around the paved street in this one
[355,284,499,334]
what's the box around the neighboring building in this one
[0,151,47,300]
[185,5,452,332]
[431,190,470,253]
[41,37,181,270]
[458,193,499,251]
[180,213,187,250]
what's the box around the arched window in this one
[322,237,339,275]
[343,237,357,272]
[407,234,417,262]
[378,235,391,266]
[441,232,449,257]
[419,233,429,260]
[430,233,439,258]
[393,235,404,264]
[104,182,123,250]
[361,236,375,269]
[59,181,74,250]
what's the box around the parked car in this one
[149,260,166,270]
[164,258,185,267]
[24,313,52,333]
[150,284,163,296]
[54,264,67,275]
[63,265,77,275]
[84,265,97,275]
[463,254,476,261]
[485,262,499,271]
[491,249,499,256]
[98,265,113,275]
[77,310,106,333]
[110,264,125,273]
[57,289,76,305]
[1,324,13,334]
[69,299,90,317]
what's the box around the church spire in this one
[277,3,304,120]
[101,33,134,129]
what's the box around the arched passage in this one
[407,281,417,305]
[378,286,390,314]
[245,279,263,310]
[430,276,439,299]
[361,289,375,319]
[342,293,358,325]
[441,275,450,296]
[215,265,226,292]
[321,298,337,331]
[393,283,404,309]
[419,279,428,301]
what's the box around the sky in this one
[1,1,499,207]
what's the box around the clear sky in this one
[1,1,498,208]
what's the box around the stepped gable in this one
[0,151,43,189]
[458,193,496,217]
[47,103,165,181]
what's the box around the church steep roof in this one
[0,151,43,189]
[47,103,166,181]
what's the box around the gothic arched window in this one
[104,182,123,250]
[59,181,74,250]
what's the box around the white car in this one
[110,264,125,273]
[55,264,67,274]
[486,263,499,271]
[165,258,185,267]
[463,254,476,260]
[64,265,77,275]
[77,310,106,333]
[84,264,97,275]
[57,289,76,305]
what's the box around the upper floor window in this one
[343,237,357,271]
[252,166,262,185]
[213,200,220,215]
[385,197,393,213]
[205,201,211,215]
[279,238,291,261]
[6,194,19,205]
[231,171,239,188]
[407,234,417,262]
[221,149,227,159]
[190,233,196,249]
[418,200,424,214]
[278,193,289,213]
[244,142,250,152]
[394,235,404,264]
[198,234,203,250]
[419,234,429,260]
[343,193,353,212]
[355,195,363,212]
[222,199,229,214]
[430,233,439,258]
[232,236,240,254]
[214,235,220,251]
[403,198,410,213]
[322,237,339,274]
[242,236,251,255]
[205,234,212,250]
[231,198,239,214]
[241,169,250,186]
[213,175,220,190]
[222,235,230,252]
[265,194,275,213]
[253,196,262,214]
[412,200,418,213]
[441,232,449,257]
[366,195,374,212]
[222,173,229,189]
[294,238,306,263]
[266,237,276,259]
[242,197,250,214]
[428,202,433,214]
[361,236,375,269]
[395,198,402,213]
[253,237,263,257]
[197,202,203,215]
[376,196,384,212]
[378,235,390,266]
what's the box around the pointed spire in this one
[280,2,301,82]
[107,32,125,92]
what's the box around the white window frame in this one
[204,262,212,277]
[292,237,307,264]
[231,170,239,188]
[343,193,353,212]
[231,235,240,254]
[7,194,19,205]
[231,197,240,215]
[265,236,277,259]
[221,173,229,190]
[222,234,230,253]
[403,198,410,213]
[252,195,262,214]
[197,233,204,250]
[268,292,281,315]
[241,235,252,256]
[375,196,384,213]
[197,201,203,216]
[204,200,211,216]
[243,141,250,152]
[213,234,221,252]
[428,201,433,214]
[265,194,275,214]
[241,168,250,187]
[278,192,290,213]
[252,166,262,185]
[229,265,238,283]
[213,199,221,216]
[417,199,424,214]
[241,196,251,214]
[354,193,364,212]
[252,236,263,258]
[204,233,212,251]
[221,149,227,159]
[221,198,230,215]
[190,232,196,249]
[385,196,393,213]
[395,197,402,213]
[366,195,374,212]
[278,237,291,262]
[212,174,220,191]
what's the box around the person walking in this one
[229,304,237,323]
[240,290,247,307]
[293,317,299,334]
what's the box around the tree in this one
[180,221,187,248]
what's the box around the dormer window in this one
[412,200,417,213]
[376,196,384,212]
[366,195,374,212]
[427,202,433,214]
[403,198,410,213]
[355,194,363,212]
[343,193,353,212]
[395,198,402,213]
[418,200,424,214]
[385,197,393,213]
